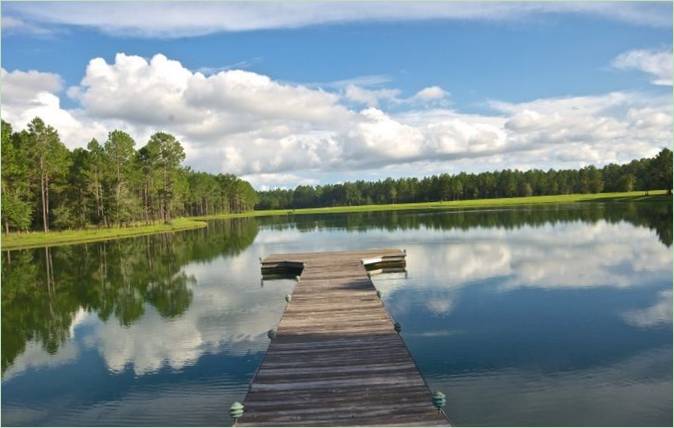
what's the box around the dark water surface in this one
[2,202,672,426]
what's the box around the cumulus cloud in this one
[348,107,425,161]
[6,249,293,379]
[1,68,63,101]
[412,86,449,102]
[342,85,448,107]
[243,173,320,190]
[2,326,82,381]
[623,290,673,328]
[1,68,107,147]
[489,92,671,165]
[358,219,671,298]
[425,298,455,316]
[612,48,673,86]
[343,84,401,107]
[6,216,671,381]
[59,53,357,173]
[1,52,671,188]
[3,2,670,38]
[250,217,672,297]
[400,109,508,158]
[244,217,672,328]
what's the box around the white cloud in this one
[425,298,455,316]
[5,218,671,383]
[0,68,107,148]
[343,84,401,107]
[3,308,94,381]
[4,2,670,38]
[241,218,671,326]
[400,109,508,158]
[623,290,673,328]
[412,85,449,102]
[243,173,320,190]
[1,52,671,189]
[315,74,393,89]
[0,16,53,36]
[1,68,63,105]
[348,107,425,160]
[489,92,671,164]
[364,220,670,297]
[2,328,81,380]
[194,57,262,75]
[612,48,673,86]
[6,249,293,379]
[60,53,355,173]
[248,218,672,297]
[342,84,448,108]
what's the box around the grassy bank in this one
[3,190,669,250]
[2,218,207,250]
[196,190,670,220]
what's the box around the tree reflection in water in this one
[2,218,258,374]
[2,201,671,375]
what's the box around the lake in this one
[2,201,672,426]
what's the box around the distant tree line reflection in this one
[259,201,672,247]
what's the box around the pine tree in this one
[26,118,71,232]
[1,121,33,232]
[104,130,136,226]
[144,132,186,222]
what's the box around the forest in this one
[2,117,672,234]
[1,118,258,233]
[257,148,673,209]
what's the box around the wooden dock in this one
[236,249,449,427]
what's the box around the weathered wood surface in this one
[237,249,449,427]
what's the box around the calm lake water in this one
[2,202,672,426]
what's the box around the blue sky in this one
[2,2,672,189]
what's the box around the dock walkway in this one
[236,249,449,426]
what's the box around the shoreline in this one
[3,190,669,251]
[2,218,208,251]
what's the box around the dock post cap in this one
[394,322,402,333]
[376,289,382,298]
[432,391,446,411]
[229,401,245,420]
[285,294,292,303]
[267,329,277,339]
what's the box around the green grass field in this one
[1,218,208,250]
[3,190,669,250]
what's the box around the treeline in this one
[257,148,673,209]
[1,118,257,233]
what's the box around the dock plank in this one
[236,249,448,427]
